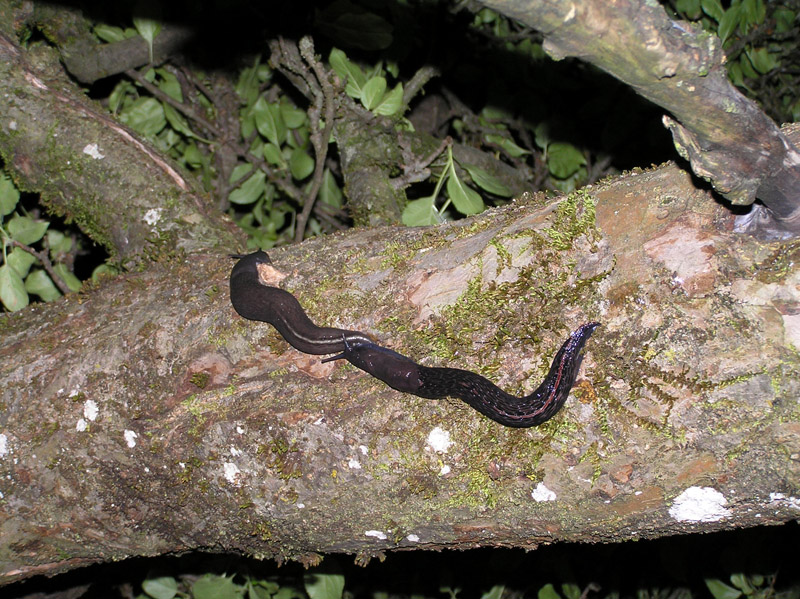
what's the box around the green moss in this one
[190,372,210,389]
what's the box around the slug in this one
[230,251,599,427]
[229,251,373,355]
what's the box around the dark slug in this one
[230,251,599,427]
[229,251,373,355]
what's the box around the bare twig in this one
[294,36,338,243]
[402,65,440,109]
[391,136,452,190]
[9,239,72,295]
[125,68,220,138]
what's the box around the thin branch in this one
[125,68,220,138]
[391,136,452,190]
[402,65,440,109]
[9,240,72,295]
[295,36,338,243]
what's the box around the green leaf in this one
[738,53,759,79]
[446,172,484,215]
[729,574,753,594]
[360,76,387,110]
[705,579,743,599]
[236,58,269,106]
[263,143,287,168]
[163,103,197,139]
[485,133,530,157]
[538,584,561,599]
[46,229,73,255]
[718,5,741,44]
[0,172,20,216]
[6,248,37,278]
[547,142,586,179]
[142,575,178,599]
[183,143,204,169]
[192,573,241,599]
[119,97,166,137]
[304,571,345,599]
[319,169,343,208]
[328,48,366,98]
[230,163,254,184]
[480,586,505,599]
[561,583,581,599]
[91,263,118,282]
[94,24,128,43]
[372,83,404,116]
[741,0,766,29]
[108,80,135,114]
[7,214,49,245]
[133,0,162,64]
[154,68,182,102]
[675,0,702,20]
[402,196,442,226]
[253,97,286,147]
[460,163,512,197]
[53,263,81,292]
[229,170,266,205]
[701,0,724,21]
[0,264,29,311]
[289,148,315,180]
[280,102,307,129]
[746,46,778,74]
[24,269,61,302]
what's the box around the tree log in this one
[2,158,799,585]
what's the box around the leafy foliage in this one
[0,172,109,312]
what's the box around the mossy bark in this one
[2,159,799,585]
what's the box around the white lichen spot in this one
[770,492,800,510]
[669,486,730,522]
[83,400,99,421]
[223,462,241,485]
[359,445,368,455]
[76,418,87,432]
[124,430,138,448]
[230,445,242,457]
[82,143,104,159]
[531,483,557,502]
[143,208,162,226]
[348,458,361,469]
[427,427,453,453]
[406,534,420,543]
[365,530,387,540]
[0,433,8,457]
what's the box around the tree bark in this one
[2,155,800,584]
[2,0,800,588]
[0,31,241,265]
[476,0,800,238]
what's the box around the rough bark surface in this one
[2,160,800,585]
[476,0,800,237]
[0,31,241,264]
